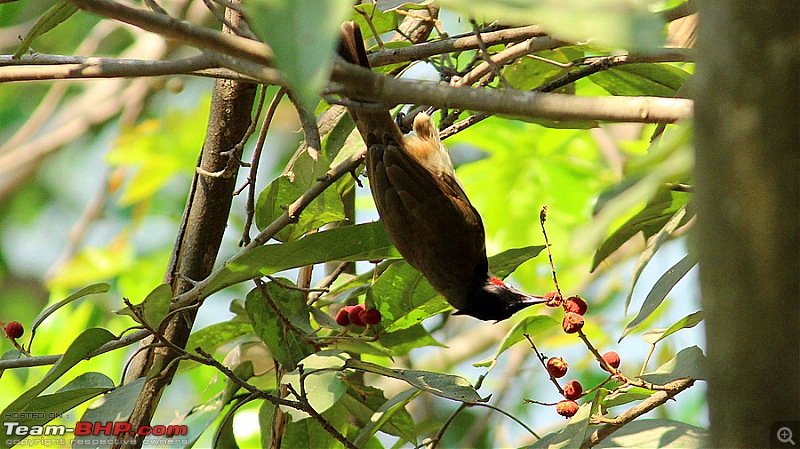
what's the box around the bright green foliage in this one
[0,1,708,448]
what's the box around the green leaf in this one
[594,419,708,448]
[371,245,545,332]
[590,64,690,97]
[352,388,420,447]
[474,315,559,368]
[247,0,351,109]
[529,402,591,448]
[488,245,546,279]
[281,401,350,449]
[7,373,114,437]
[13,1,78,59]
[435,0,665,50]
[206,222,400,296]
[642,311,703,345]
[379,323,446,356]
[371,262,451,332]
[344,359,482,403]
[503,47,584,91]
[1,328,115,445]
[620,252,697,341]
[0,350,21,380]
[622,204,690,315]
[29,283,110,348]
[352,3,401,39]
[282,370,346,420]
[639,345,706,384]
[79,378,146,425]
[592,188,687,271]
[142,283,172,329]
[578,123,694,256]
[164,389,224,449]
[255,149,345,242]
[601,386,655,408]
[184,319,254,362]
[245,287,313,370]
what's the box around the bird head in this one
[453,277,546,322]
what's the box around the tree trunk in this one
[694,1,800,447]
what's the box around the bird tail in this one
[338,21,403,146]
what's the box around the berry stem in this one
[539,206,563,299]
[524,333,564,395]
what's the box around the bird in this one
[338,22,545,321]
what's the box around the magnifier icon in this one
[778,427,796,445]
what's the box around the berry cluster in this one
[334,304,382,327]
[537,292,622,418]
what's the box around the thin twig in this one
[524,333,564,395]
[240,87,286,246]
[539,206,563,298]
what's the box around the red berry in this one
[601,351,621,372]
[563,380,583,400]
[349,304,366,327]
[5,321,23,339]
[546,357,569,378]
[543,291,562,307]
[562,312,584,334]
[563,296,588,315]
[556,400,579,418]
[360,308,382,325]
[335,308,351,326]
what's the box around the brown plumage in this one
[338,22,544,321]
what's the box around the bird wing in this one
[369,142,489,309]
[339,21,489,309]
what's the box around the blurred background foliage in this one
[0,0,704,447]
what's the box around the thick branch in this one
[580,379,696,448]
[0,329,149,370]
[65,0,272,66]
[330,62,692,123]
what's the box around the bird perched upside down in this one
[338,22,545,321]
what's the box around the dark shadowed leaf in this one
[488,245,546,278]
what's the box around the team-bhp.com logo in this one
[4,421,188,446]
